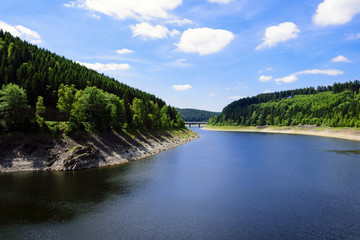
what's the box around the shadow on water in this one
[0,164,136,225]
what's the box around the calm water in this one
[1,128,360,239]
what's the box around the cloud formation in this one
[165,18,193,26]
[172,84,192,91]
[65,0,182,21]
[175,27,234,55]
[256,22,300,50]
[77,62,130,72]
[258,75,273,82]
[0,21,42,44]
[131,22,180,40]
[275,69,343,84]
[313,0,360,26]
[116,48,134,54]
[331,55,351,62]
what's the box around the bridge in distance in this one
[185,122,208,127]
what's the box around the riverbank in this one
[0,128,199,172]
[203,125,360,142]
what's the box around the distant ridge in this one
[209,80,360,128]
[176,108,220,122]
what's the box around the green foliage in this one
[35,96,46,127]
[0,30,165,109]
[210,86,360,128]
[0,30,186,134]
[57,83,76,117]
[0,83,31,131]
[70,87,112,131]
[176,108,220,122]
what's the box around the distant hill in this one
[209,80,360,128]
[176,108,220,122]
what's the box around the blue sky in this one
[1,0,360,111]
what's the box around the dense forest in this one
[209,80,360,128]
[0,31,184,134]
[176,108,220,122]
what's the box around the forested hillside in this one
[0,31,184,133]
[176,108,220,122]
[209,81,360,128]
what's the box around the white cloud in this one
[63,1,78,7]
[208,0,232,4]
[331,55,351,62]
[116,48,134,54]
[264,90,271,93]
[165,18,193,26]
[228,96,245,100]
[209,92,217,98]
[175,27,234,55]
[258,67,273,74]
[66,0,182,21]
[0,21,42,44]
[313,0,360,26]
[258,75,273,82]
[296,69,344,75]
[77,62,130,72]
[347,33,360,40]
[90,13,101,19]
[131,22,179,40]
[172,84,192,91]
[256,22,300,50]
[275,69,343,84]
[275,74,298,84]
[167,58,190,67]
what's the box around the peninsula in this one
[0,31,198,172]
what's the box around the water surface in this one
[1,128,360,239]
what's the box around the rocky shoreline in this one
[0,128,199,172]
[203,125,360,142]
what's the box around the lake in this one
[1,128,360,239]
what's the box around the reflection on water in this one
[327,149,360,156]
[0,165,134,224]
[1,128,360,239]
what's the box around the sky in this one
[1,0,360,112]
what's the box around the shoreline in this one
[0,128,199,172]
[202,125,360,142]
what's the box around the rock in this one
[63,146,103,170]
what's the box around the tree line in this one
[0,31,184,133]
[209,80,360,128]
[176,108,220,122]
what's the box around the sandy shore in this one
[0,129,199,172]
[203,125,360,142]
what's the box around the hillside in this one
[0,30,184,133]
[209,80,360,128]
[176,108,220,122]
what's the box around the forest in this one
[209,80,360,128]
[176,108,220,122]
[0,30,184,134]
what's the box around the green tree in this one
[131,98,145,129]
[71,86,111,131]
[35,96,46,127]
[57,84,76,119]
[0,83,31,131]
[160,105,170,129]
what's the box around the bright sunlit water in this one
[1,128,360,239]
